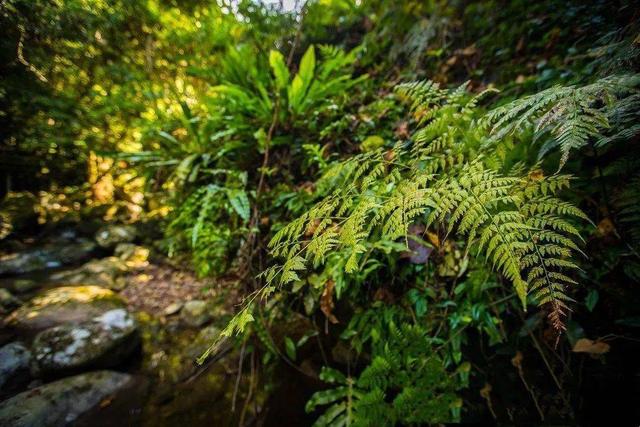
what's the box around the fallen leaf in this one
[572,338,610,354]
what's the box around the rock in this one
[11,279,40,294]
[180,300,211,327]
[5,285,125,335]
[0,288,22,312]
[95,225,136,249]
[0,342,31,390]
[163,302,183,316]
[0,240,96,276]
[0,370,134,427]
[31,308,139,377]
[184,325,221,360]
[114,243,149,268]
[51,257,129,290]
[0,192,38,240]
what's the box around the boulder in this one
[180,300,211,327]
[0,370,134,427]
[51,257,129,290]
[0,240,96,276]
[5,285,124,335]
[0,192,38,240]
[95,225,136,249]
[0,342,31,390]
[31,308,139,377]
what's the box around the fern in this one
[485,74,640,169]
[265,81,587,330]
[306,322,464,426]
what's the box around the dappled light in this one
[1,0,639,426]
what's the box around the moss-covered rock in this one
[0,370,135,427]
[180,300,212,327]
[50,257,129,290]
[31,308,139,377]
[5,285,124,335]
[95,225,137,249]
[0,241,96,276]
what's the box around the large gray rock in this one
[0,241,96,276]
[0,370,134,427]
[31,308,139,377]
[50,257,129,290]
[5,286,125,335]
[0,342,31,389]
[95,225,136,249]
[180,300,212,327]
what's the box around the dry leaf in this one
[572,338,610,354]
[426,230,440,248]
[395,121,409,139]
[511,350,524,368]
[460,44,477,56]
[320,279,338,324]
[384,149,396,162]
[305,218,321,237]
[480,382,492,399]
[528,169,544,181]
[597,218,615,236]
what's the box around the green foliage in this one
[166,183,250,276]
[266,80,587,330]
[307,321,465,426]
[7,1,640,424]
[486,74,640,168]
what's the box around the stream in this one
[0,222,259,426]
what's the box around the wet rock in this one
[0,342,31,390]
[51,257,129,290]
[5,285,124,335]
[95,225,136,249]
[0,240,96,276]
[184,325,221,360]
[0,370,134,427]
[11,279,40,294]
[0,192,38,240]
[163,302,183,316]
[31,308,139,377]
[180,300,211,327]
[0,288,22,313]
